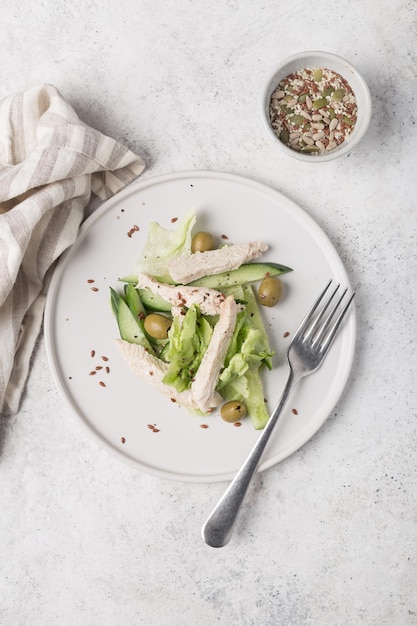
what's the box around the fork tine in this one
[305,282,341,343]
[292,279,333,341]
[311,286,347,346]
[319,291,355,355]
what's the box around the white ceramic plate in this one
[44,170,356,483]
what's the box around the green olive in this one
[220,400,247,423]
[191,231,216,253]
[258,277,283,307]
[144,313,172,339]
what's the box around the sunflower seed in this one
[303,136,315,146]
[329,118,339,131]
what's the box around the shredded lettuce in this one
[134,210,196,283]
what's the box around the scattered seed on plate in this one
[200,424,209,429]
[292,408,298,415]
[99,381,106,387]
[269,67,357,155]
[101,356,109,362]
[233,422,242,427]
[171,217,178,223]
[87,279,95,284]
[121,437,126,444]
[91,350,95,358]
[90,287,99,292]
[127,225,140,238]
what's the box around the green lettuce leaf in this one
[216,285,273,390]
[216,284,273,429]
[134,210,196,283]
[162,305,213,392]
[221,366,269,430]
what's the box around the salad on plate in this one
[110,210,292,429]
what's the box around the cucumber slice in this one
[118,277,171,312]
[124,284,147,320]
[137,287,172,312]
[110,288,155,353]
[189,262,292,289]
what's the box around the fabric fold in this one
[0,83,145,414]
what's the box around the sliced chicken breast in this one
[114,339,222,410]
[168,241,268,284]
[191,295,237,413]
[136,272,227,316]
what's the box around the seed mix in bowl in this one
[269,68,358,155]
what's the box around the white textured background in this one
[1,1,417,625]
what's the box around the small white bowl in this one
[261,51,372,162]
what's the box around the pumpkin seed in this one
[279,129,290,144]
[290,114,306,126]
[332,88,346,102]
[312,97,328,110]
[313,69,323,82]
[322,87,333,97]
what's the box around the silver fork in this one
[202,279,355,548]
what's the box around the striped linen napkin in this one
[0,84,145,414]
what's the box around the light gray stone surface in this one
[1,2,416,624]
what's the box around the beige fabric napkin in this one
[0,84,145,414]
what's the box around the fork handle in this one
[202,369,298,548]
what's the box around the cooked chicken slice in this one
[114,339,222,410]
[168,241,268,284]
[191,295,237,413]
[136,272,227,316]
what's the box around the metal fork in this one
[202,279,355,548]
